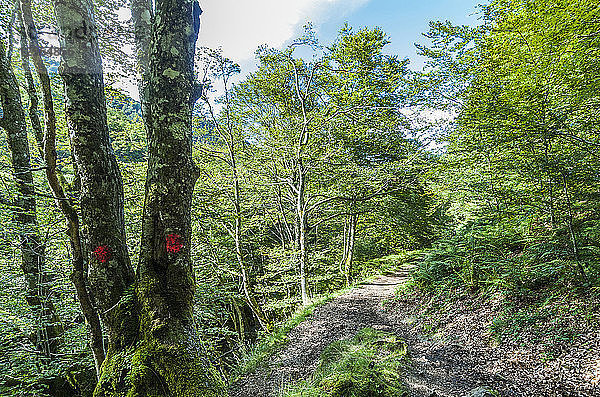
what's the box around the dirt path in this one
[230,266,491,396]
[229,266,599,396]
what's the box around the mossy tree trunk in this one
[21,0,106,375]
[0,37,63,358]
[52,0,136,374]
[123,0,223,393]
[52,0,223,393]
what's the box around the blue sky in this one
[198,0,483,73]
[115,1,483,98]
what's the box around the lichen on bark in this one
[49,0,225,395]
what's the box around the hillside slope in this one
[230,265,599,396]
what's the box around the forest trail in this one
[230,265,500,397]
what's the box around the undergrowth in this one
[488,288,600,347]
[410,219,599,294]
[398,219,600,348]
[280,328,407,397]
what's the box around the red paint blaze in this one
[93,245,111,263]
[166,234,183,253]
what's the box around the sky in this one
[197,0,484,74]
[112,0,483,100]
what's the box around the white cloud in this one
[111,1,371,100]
[197,0,370,64]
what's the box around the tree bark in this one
[289,55,313,307]
[297,168,309,306]
[339,216,349,275]
[52,0,137,376]
[51,0,224,392]
[562,173,586,281]
[94,0,224,395]
[130,0,152,127]
[343,214,358,287]
[20,0,106,375]
[0,36,63,358]
[544,137,556,228]
[17,20,43,153]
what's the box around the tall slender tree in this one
[19,0,106,375]
[0,36,62,359]
[198,49,271,331]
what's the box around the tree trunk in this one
[130,0,152,131]
[297,169,309,306]
[53,0,136,355]
[18,21,44,153]
[344,214,358,287]
[231,298,245,342]
[226,134,270,331]
[20,0,105,374]
[276,185,293,247]
[202,59,271,332]
[544,137,556,228]
[233,170,270,331]
[562,173,586,281]
[339,216,349,275]
[51,0,223,392]
[94,0,224,395]
[289,55,313,307]
[0,37,63,358]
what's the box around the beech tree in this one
[235,42,322,306]
[197,48,271,332]
[233,26,413,302]
[411,0,600,291]
[51,0,223,395]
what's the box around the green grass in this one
[280,328,408,397]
